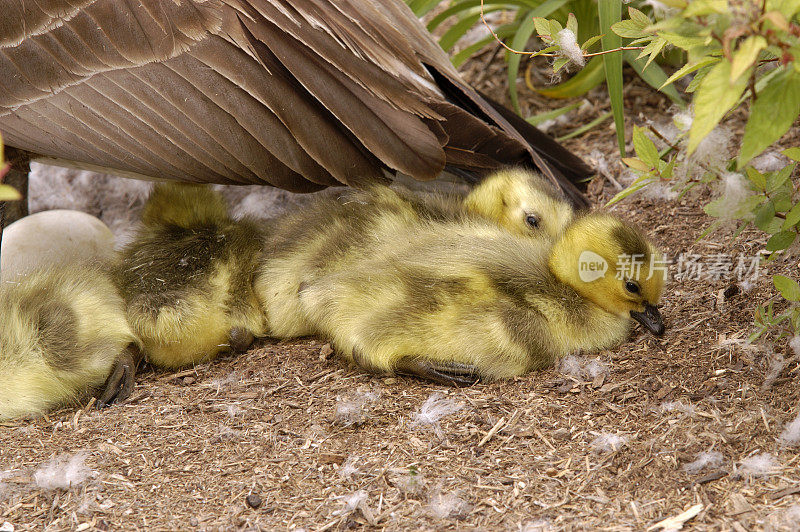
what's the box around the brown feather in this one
[0,0,591,205]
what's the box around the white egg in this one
[1,210,115,282]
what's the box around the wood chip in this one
[693,470,728,485]
[647,504,703,531]
[770,485,800,500]
[728,493,753,516]
[318,453,346,465]
[319,344,334,360]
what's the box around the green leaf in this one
[628,6,651,26]
[783,147,800,161]
[658,31,710,50]
[534,16,552,38]
[632,126,660,166]
[533,56,605,98]
[606,176,658,205]
[0,183,20,201]
[766,230,797,251]
[624,50,685,106]
[581,34,603,51]
[526,101,581,126]
[599,0,625,154]
[705,193,764,220]
[566,12,578,35]
[754,201,777,231]
[745,166,767,191]
[774,274,800,301]
[659,0,687,7]
[548,18,564,36]
[660,57,719,89]
[766,163,795,193]
[556,111,612,140]
[552,56,570,73]
[685,64,712,93]
[762,9,791,31]
[688,60,749,154]
[764,218,784,234]
[738,70,800,167]
[661,156,677,179]
[612,19,649,38]
[773,187,794,212]
[623,157,652,172]
[684,0,728,17]
[637,37,667,67]
[731,36,767,82]
[783,202,800,229]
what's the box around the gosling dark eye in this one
[525,214,539,229]
[625,281,640,294]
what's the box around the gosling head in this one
[463,168,574,239]
[549,213,666,336]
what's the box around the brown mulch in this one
[2,36,800,532]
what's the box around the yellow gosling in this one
[296,213,665,385]
[256,169,574,339]
[0,265,140,420]
[463,167,575,237]
[116,184,266,369]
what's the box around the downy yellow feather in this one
[256,168,574,339]
[116,184,266,369]
[297,212,665,385]
[0,265,140,420]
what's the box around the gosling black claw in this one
[396,358,481,387]
[96,345,142,409]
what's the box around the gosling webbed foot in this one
[229,327,255,353]
[96,345,142,409]
[396,358,481,387]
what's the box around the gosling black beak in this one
[630,304,665,336]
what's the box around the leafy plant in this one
[614,0,800,166]
[753,275,800,341]
[614,123,799,339]
[605,1,800,339]
[405,0,684,132]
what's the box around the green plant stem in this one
[598,0,625,154]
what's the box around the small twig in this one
[533,427,557,451]
[375,501,405,524]
[478,416,506,447]
[316,519,339,532]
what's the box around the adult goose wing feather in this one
[0,0,591,205]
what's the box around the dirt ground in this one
[2,33,800,532]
